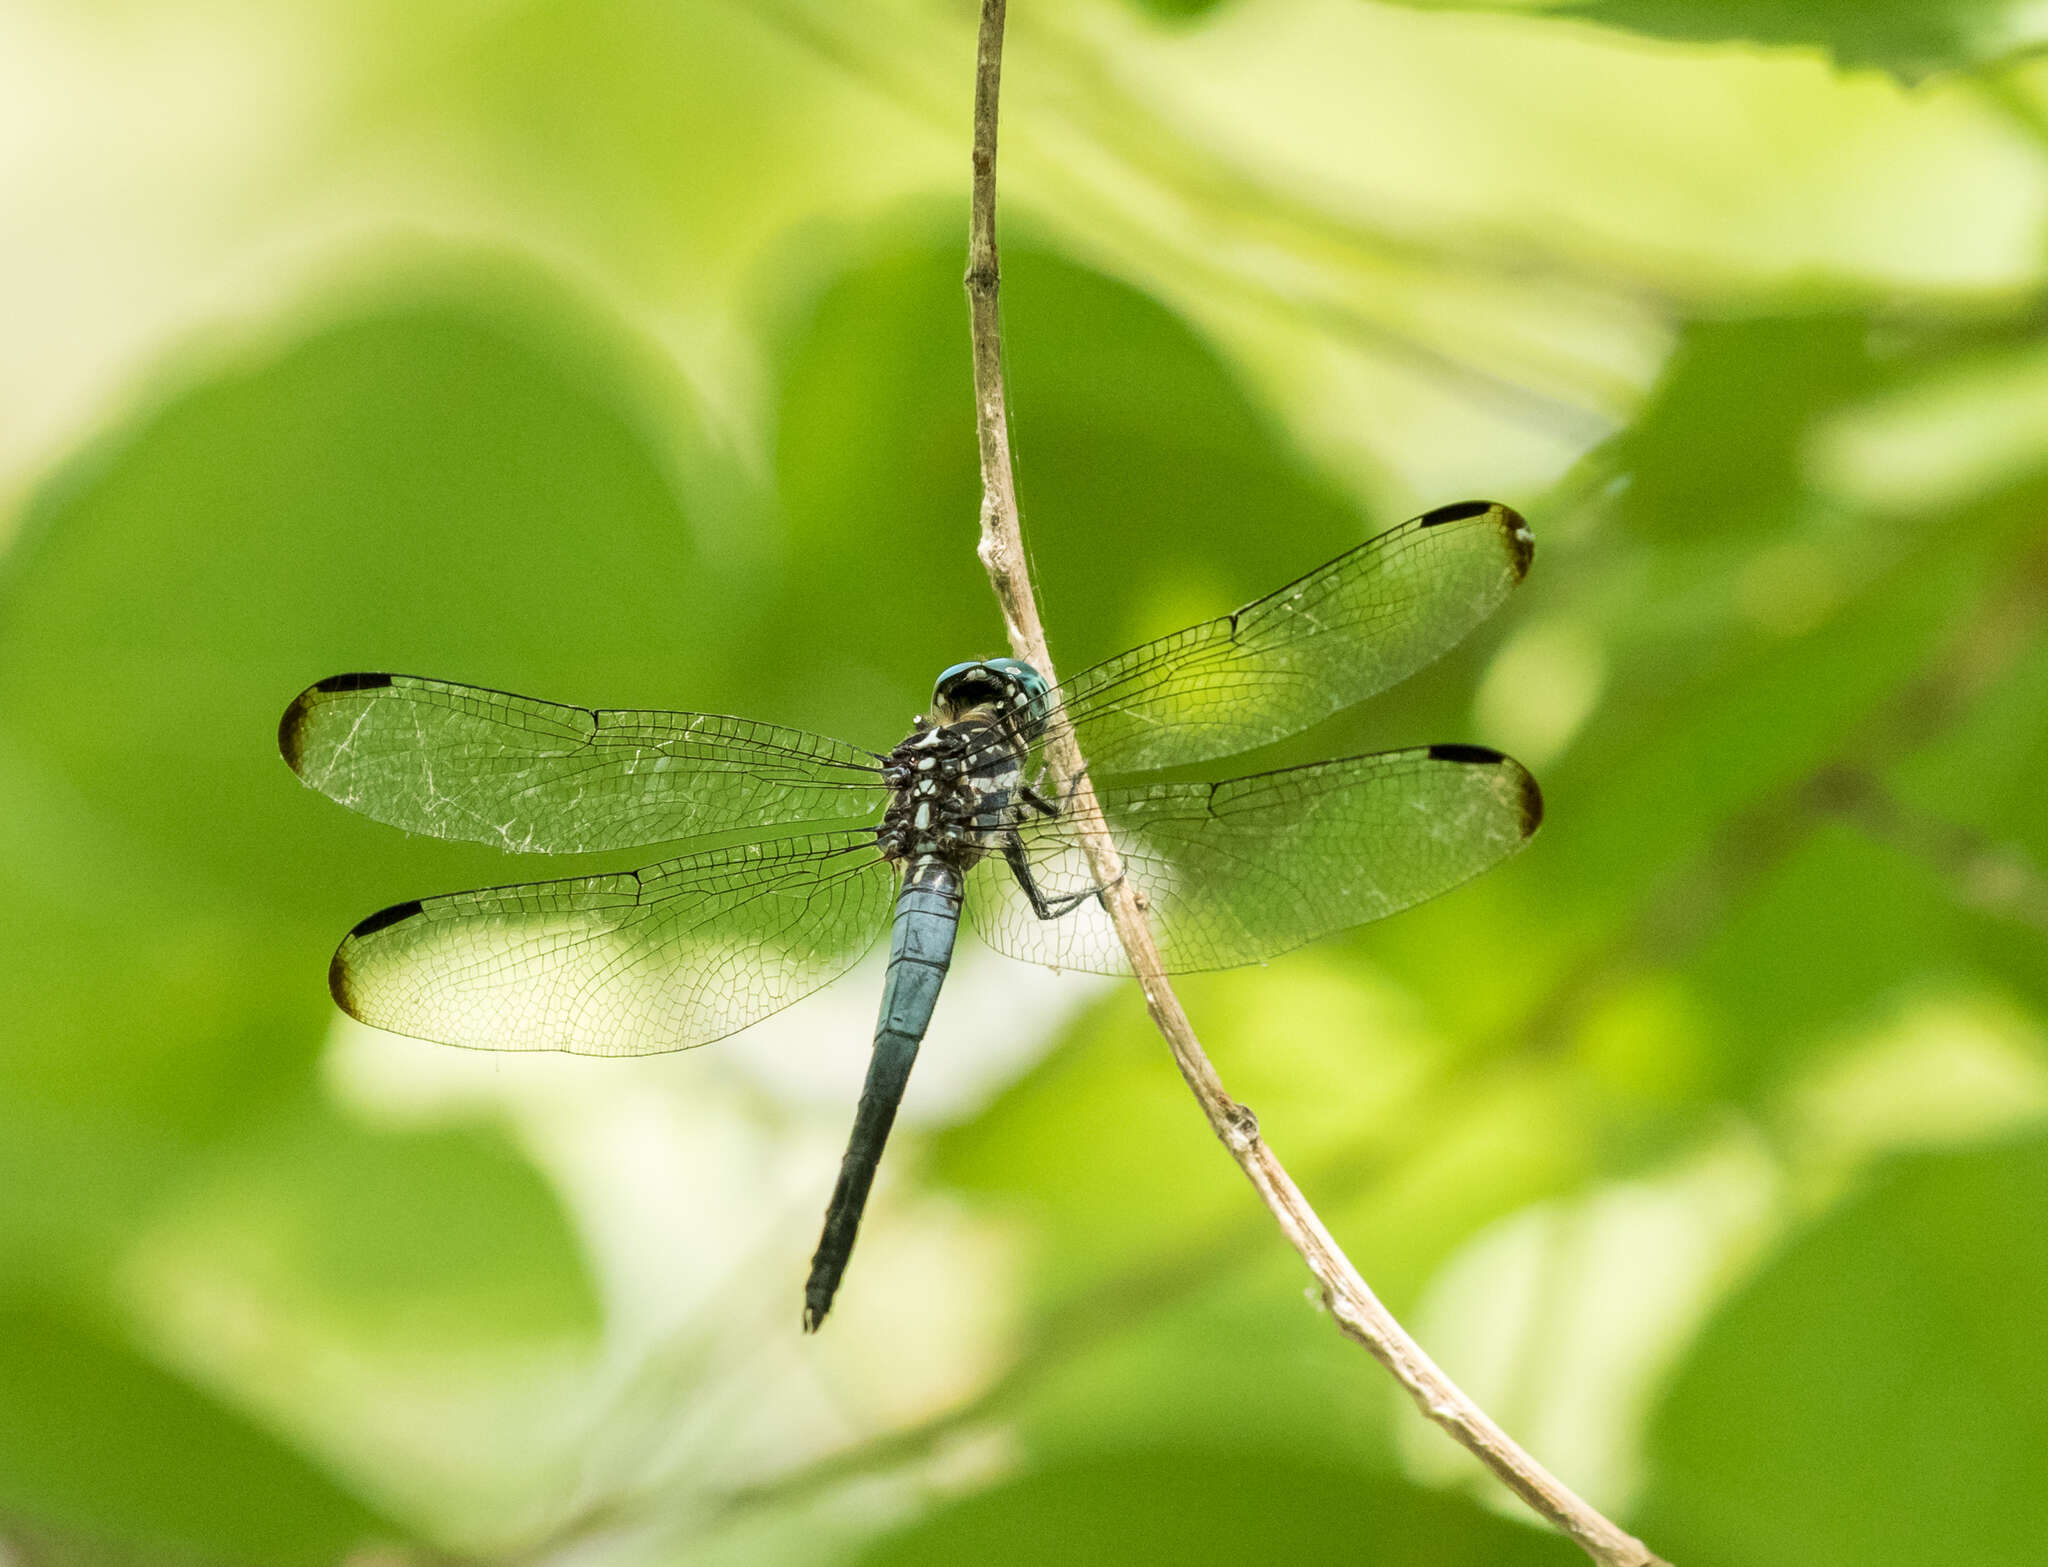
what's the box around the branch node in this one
[1222,1101,1261,1152]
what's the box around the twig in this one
[1818,769,2048,938]
[963,6,1668,1565]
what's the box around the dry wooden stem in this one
[963,6,1668,1564]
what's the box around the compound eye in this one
[985,657,1050,705]
[946,677,1003,709]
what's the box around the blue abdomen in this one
[803,856,963,1329]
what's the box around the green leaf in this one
[1358,0,2048,80]
[0,259,666,1314]
[1564,0,2048,81]
[0,257,742,922]
[139,1092,602,1349]
[1639,1134,2048,1565]
[1892,633,2048,872]
[932,956,1585,1295]
[767,224,1375,748]
[0,848,324,1291]
[1606,315,1888,542]
[0,1301,398,1566]
[1683,823,1977,1096]
[854,1448,1579,1566]
[930,962,1598,1467]
[1124,0,1233,19]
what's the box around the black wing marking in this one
[966,746,1540,974]
[331,831,898,1053]
[282,674,886,853]
[1033,503,1532,774]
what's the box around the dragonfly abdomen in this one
[803,854,964,1331]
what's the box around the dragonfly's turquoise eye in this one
[931,661,986,701]
[931,658,1048,724]
[982,657,1049,706]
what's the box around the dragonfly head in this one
[932,658,1050,740]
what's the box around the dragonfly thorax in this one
[876,712,1028,865]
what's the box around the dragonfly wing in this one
[331,831,897,1054]
[965,746,1540,975]
[281,674,886,853]
[1044,503,1532,774]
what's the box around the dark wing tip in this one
[330,898,425,1012]
[315,672,396,694]
[1428,743,1544,836]
[277,691,312,771]
[281,674,396,771]
[1499,504,1535,579]
[348,898,425,941]
[1417,499,1495,527]
[326,945,355,1013]
[1416,500,1534,581]
[802,1301,827,1334]
[1515,765,1545,836]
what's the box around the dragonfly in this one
[280,499,1540,1330]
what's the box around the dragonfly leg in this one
[1019,783,1060,819]
[1022,756,1096,819]
[1002,831,1119,920]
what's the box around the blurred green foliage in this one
[2,1,2047,1565]
[1561,0,2048,80]
[1367,0,2048,78]
[855,1450,1578,1564]
[1641,1136,2048,1564]
[0,1302,396,1566]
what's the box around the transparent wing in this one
[281,674,886,853]
[965,746,1540,975]
[1040,503,1532,774]
[330,831,897,1054]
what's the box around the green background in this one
[3,0,2047,1562]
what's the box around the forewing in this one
[965,747,1540,975]
[281,674,885,853]
[1043,503,1532,774]
[330,831,896,1054]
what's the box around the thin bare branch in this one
[964,6,1668,1565]
[1820,770,2048,937]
